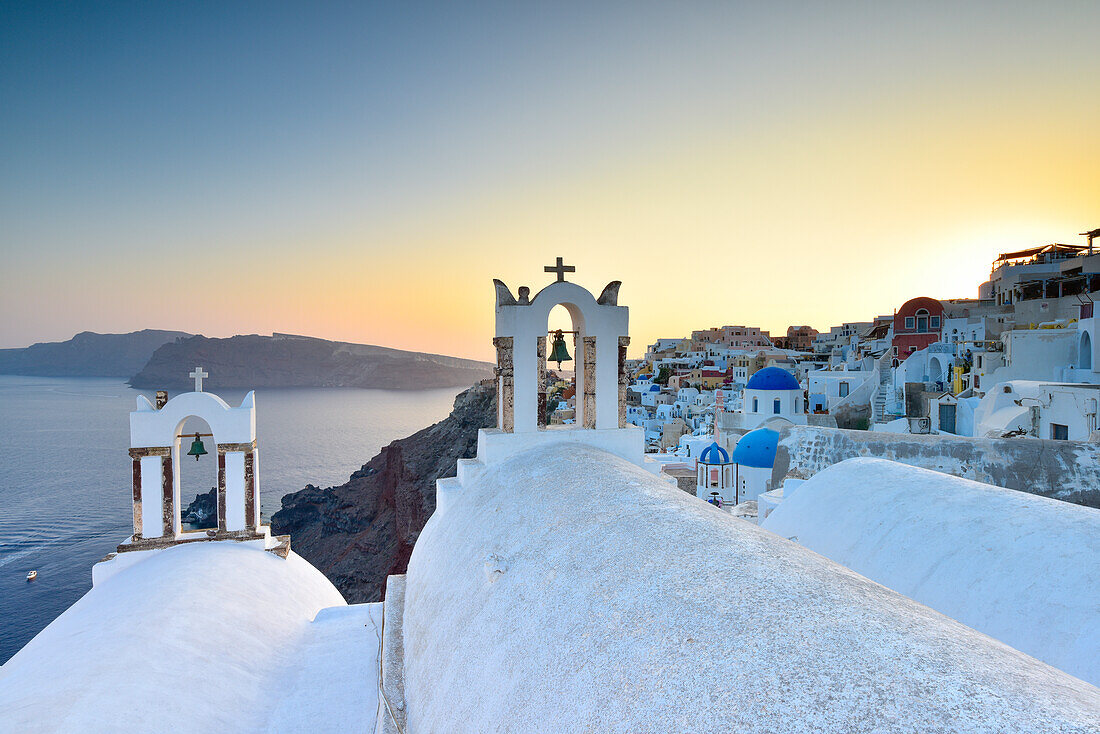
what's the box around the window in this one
[908,346,915,353]
[916,309,929,333]
[839,382,849,398]
[752,397,758,412]
[1051,423,1069,440]
[905,316,915,329]
[930,316,940,329]
[773,398,781,414]
[977,355,983,369]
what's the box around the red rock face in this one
[271,381,496,603]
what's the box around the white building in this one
[728,426,780,504]
[987,325,1082,386]
[807,367,874,411]
[736,366,807,430]
[695,441,734,504]
[972,380,1100,440]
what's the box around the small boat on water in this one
[26,570,37,581]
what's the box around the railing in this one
[927,343,953,354]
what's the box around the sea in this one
[0,376,463,664]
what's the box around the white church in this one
[1,263,1099,733]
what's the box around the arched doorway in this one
[928,355,947,385]
[545,304,582,427]
[174,415,219,532]
[1081,331,1093,370]
[542,300,589,429]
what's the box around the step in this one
[435,477,464,516]
[456,458,482,487]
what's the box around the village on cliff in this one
[1,239,1099,732]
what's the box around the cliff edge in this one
[0,330,190,377]
[271,380,496,602]
[129,333,494,390]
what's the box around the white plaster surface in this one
[131,390,256,447]
[402,444,1100,732]
[975,380,1100,440]
[225,449,247,529]
[762,457,1100,686]
[138,454,163,537]
[268,603,383,734]
[0,542,376,733]
[476,426,647,468]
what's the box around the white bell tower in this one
[434,262,655,516]
[117,369,288,557]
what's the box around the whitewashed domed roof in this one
[763,457,1100,686]
[400,444,1100,732]
[0,542,379,733]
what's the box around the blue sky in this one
[2,2,1098,357]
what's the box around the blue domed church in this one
[740,366,806,430]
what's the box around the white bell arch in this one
[123,387,263,550]
[494,275,629,433]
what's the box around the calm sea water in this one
[0,376,462,664]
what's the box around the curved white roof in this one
[0,542,379,733]
[402,445,1100,732]
[762,457,1100,686]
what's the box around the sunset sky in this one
[2,2,1098,360]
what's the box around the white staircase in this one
[871,352,894,423]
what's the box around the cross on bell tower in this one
[190,366,209,392]
[544,257,575,283]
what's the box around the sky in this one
[1,1,1098,360]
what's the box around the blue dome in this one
[730,428,779,468]
[699,441,729,464]
[649,384,661,392]
[745,366,800,391]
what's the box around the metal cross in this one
[544,257,575,282]
[189,366,208,392]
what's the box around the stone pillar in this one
[583,336,597,430]
[494,336,514,433]
[618,336,631,428]
[537,336,547,429]
[217,453,227,532]
[161,453,175,539]
[130,458,143,539]
[244,451,257,532]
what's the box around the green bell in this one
[548,330,572,369]
[186,433,207,461]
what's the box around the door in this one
[938,403,957,434]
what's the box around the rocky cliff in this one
[0,330,190,377]
[129,333,494,390]
[270,380,496,602]
[182,489,217,528]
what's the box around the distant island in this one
[0,329,495,390]
[0,330,191,377]
[129,332,495,390]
